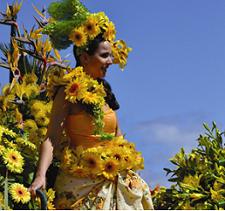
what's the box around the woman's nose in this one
[107,56,113,65]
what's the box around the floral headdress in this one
[43,0,131,70]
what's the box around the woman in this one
[29,0,154,209]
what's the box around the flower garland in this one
[61,136,144,180]
[47,66,114,139]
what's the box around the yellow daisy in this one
[84,15,101,40]
[10,183,31,204]
[3,148,24,173]
[103,21,116,42]
[102,158,119,180]
[69,26,87,47]
[64,79,87,103]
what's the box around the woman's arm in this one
[29,87,69,195]
[115,112,123,136]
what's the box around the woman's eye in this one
[100,53,109,58]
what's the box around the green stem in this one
[4,169,9,209]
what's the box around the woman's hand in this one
[28,175,46,197]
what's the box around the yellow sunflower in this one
[38,127,47,139]
[102,158,119,180]
[103,21,116,42]
[81,151,102,175]
[10,183,31,204]
[82,92,100,105]
[3,148,24,173]
[30,100,45,115]
[84,15,101,40]
[96,12,109,27]
[23,119,38,133]
[64,79,87,103]
[69,26,87,47]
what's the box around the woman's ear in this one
[79,52,90,66]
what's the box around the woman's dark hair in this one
[73,34,120,111]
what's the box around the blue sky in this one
[1,0,225,188]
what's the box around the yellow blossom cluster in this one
[63,66,106,107]
[111,40,132,70]
[68,12,131,69]
[61,136,144,180]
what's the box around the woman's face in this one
[82,41,113,79]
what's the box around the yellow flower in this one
[0,125,16,139]
[22,73,38,84]
[0,145,6,155]
[62,147,74,166]
[34,111,50,127]
[15,137,36,151]
[63,66,85,81]
[30,100,45,115]
[69,26,87,47]
[38,127,47,139]
[23,119,38,133]
[81,151,102,175]
[82,92,100,105]
[103,21,116,42]
[111,40,132,70]
[24,84,40,98]
[3,148,24,173]
[96,12,109,27]
[10,183,31,204]
[84,15,101,40]
[46,188,56,210]
[64,79,87,103]
[2,83,11,96]
[102,158,119,180]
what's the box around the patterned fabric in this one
[54,169,154,210]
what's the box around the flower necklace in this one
[47,66,114,140]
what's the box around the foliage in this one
[0,1,61,209]
[152,122,225,210]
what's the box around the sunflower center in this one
[75,34,81,41]
[87,158,96,167]
[105,163,114,172]
[69,83,79,93]
[18,190,23,195]
[11,155,17,161]
[87,24,93,31]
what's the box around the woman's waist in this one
[60,136,145,181]
[68,133,115,149]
